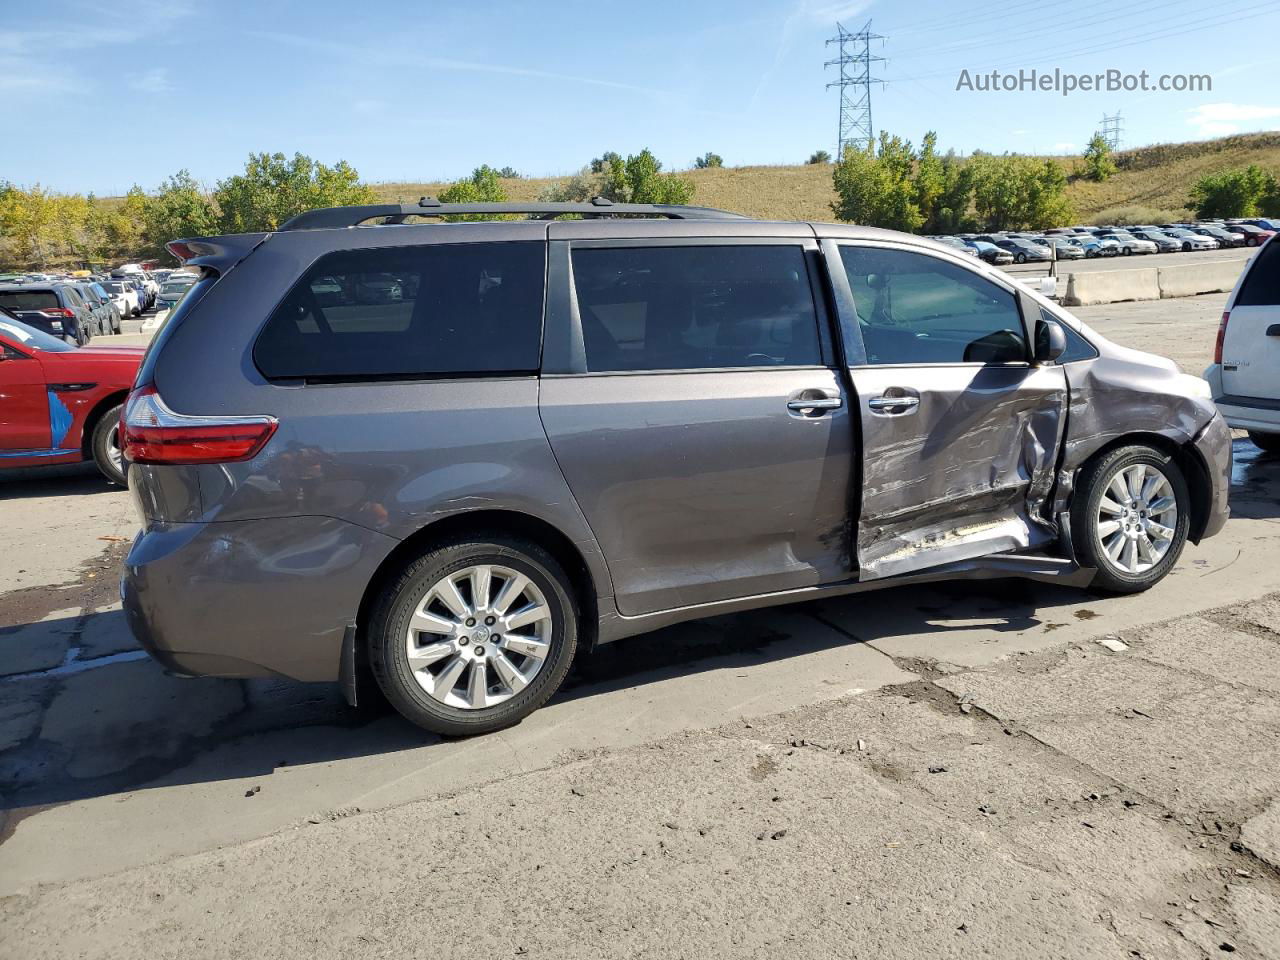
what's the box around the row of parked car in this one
[932,217,1280,266]
[0,266,197,345]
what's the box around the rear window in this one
[1236,241,1280,307]
[254,242,545,381]
[0,290,58,310]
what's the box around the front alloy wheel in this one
[1072,445,1190,593]
[1094,463,1178,575]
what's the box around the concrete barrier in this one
[1157,258,1249,299]
[1061,267,1160,307]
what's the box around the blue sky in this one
[5,0,1279,194]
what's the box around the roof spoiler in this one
[166,233,269,274]
[278,197,749,231]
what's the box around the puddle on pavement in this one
[1230,438,1280,519]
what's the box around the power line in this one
[888,0,1187,61]
[825,20,886,158]
[888,0,1280,82]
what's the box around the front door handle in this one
[787,395,843,414]
[868,394,920,413]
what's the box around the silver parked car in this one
[120,201,1231,736]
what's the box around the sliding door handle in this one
[868,394,920,412]
[787,396,843,413]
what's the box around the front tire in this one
[1072,445,1190,594]
[1249,431,1280,455]
[368,536,579,737]
[90,404,127,486]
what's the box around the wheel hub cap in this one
[404,564,552,710]
[1095,463,1178,575]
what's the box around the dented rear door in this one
[822,238,1067,579]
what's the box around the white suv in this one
[1205,238,1280,453]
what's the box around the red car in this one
[0,309,144,485]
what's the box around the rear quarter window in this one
[254,242,545,381]
[1236,242,1280,306]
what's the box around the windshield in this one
[160,281,193,298]
[0,314,76,352]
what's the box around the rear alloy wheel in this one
[1072,445,1190,593]
[90,403,127,486]
[369,537,578,737]
[1249,431,1280,455]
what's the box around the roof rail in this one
[277,199,749,231]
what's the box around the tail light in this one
[1214,311,1230,365]
[122,385,278,465]
[39,308,75,318]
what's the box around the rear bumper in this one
[121,515,398,682]
[1191,412,1232,541]
[1204,365,1280,433]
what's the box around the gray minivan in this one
[121,200,1231,736]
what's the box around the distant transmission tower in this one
[1099,111,1124,150]
[825,20,885,158]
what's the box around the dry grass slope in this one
[370,132,1280,225]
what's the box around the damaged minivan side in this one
[120,202,1231,736]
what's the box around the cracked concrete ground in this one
[2,299,1280,957]
[4,593,1280,959]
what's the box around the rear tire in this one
[90,403,127,486]
[1072,444,1190,594]
[368,536,579,737]
[1249,431,1280,455]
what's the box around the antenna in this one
[825,20,886,158]
[1099,111,1123,151]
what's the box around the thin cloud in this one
[749,0,874,111]
[249,31,667,97]
[129,67,171,94]
[1187,102,1280,137]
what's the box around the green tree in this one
[830,133,923,232]
[590,151,622,174]
[1190,165,1275,218]
[807,150,832,165]
[1082,133,1117,182]
[496,166,520,179]
[1261,172,1280,217]
[213,152,377,233]
[0,183,58,268]
[970,154,1071,231]
[141,170,218,259]
[599,149,694,204]
[694,152,723,169]
[913,131,945,231]
[537,166,602,203]
[932,151,976,234]
[436,164,509,221]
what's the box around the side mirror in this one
[1035,319,1067,363]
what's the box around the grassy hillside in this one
[369,131,1280,226]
